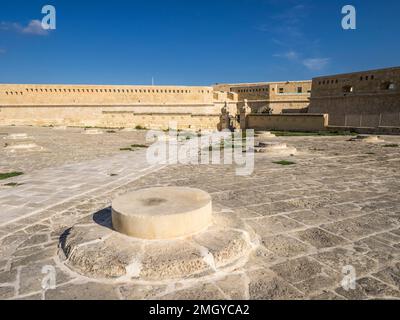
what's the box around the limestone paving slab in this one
[0,149,166,226]
[0,129,400,300]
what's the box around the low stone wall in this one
[246,113,329,131]
[0,105,221,130]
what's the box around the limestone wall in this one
[0,84,220,130]
[246,114,328,132]
[213,82,269,93]
[0,105,220,130]
[0,81,314,130]
[214,81,311,114]
[0,84,214,106]
[309,67,400,128]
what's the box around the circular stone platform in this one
[59,209,255,281]
[5,133,29,140]
[251,142,297,155]
[83,129,104,135]
[112,187,212,240]
[4,141,43,152]
[4,138,44,153]
[256,131,276,139]
[351,135,385,143]
[53,126,68,130]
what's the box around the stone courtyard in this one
[0,126,400,300]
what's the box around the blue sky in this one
[0,0,399,85]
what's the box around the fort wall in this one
[0,84,214,105]
[0,84,220,130]
[309,67,400,128]
[2,67,398,132]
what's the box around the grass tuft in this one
[131,144,148,148]
[0,172,24,180]
[383,144,399,148]
[3,182,23,187]
[120,144,148,151]
[273,160,296,166]
[135,125,147,130]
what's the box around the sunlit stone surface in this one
[257,131,277,139]
[112,187,213,239]
[351,135,385,143]
[0,126,400,300]
[252,142,297,155]
[6,133,29,140]
[83,129,104,135]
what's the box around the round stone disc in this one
[6,133,29,140]
[256,131,276,139]
[112,187,212,239]
[4,142,43,152]
[353,135,385,143]
[259,142,287,150]
[83,129,103,135]
[251,142,297,155]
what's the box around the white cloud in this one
[263,2,331,73]
[0,20,49,36]
[302,58,330,71]
[259,4,309,39]
[273,50,299,61]
[274,51,330,72]
[272,4,308,26]
[22,20,48,35]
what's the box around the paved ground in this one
[0,126,400,300]
[0,126,149,173]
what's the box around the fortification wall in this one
[218,81,311,100]
[0,84,220,130]
[0,84,214,106]
[213,82,270,93]
[268,81,312,96]
[309,67,400,128]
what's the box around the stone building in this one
[309,67,400,129]
[214,81,312,114]
[0,81,310,130]
[1,66,399,132]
